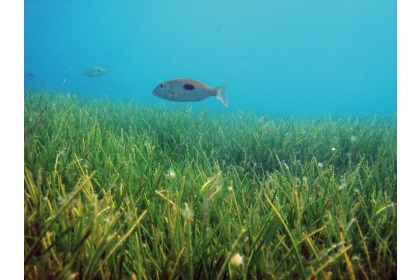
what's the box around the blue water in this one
[24,0,396,117]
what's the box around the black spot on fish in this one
[183,84,195,90]
[160,84,165,88]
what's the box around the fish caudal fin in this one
[215,78,230,107]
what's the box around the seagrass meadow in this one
[24,89,397,280]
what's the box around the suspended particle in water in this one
[338,183,347,191]
[166,168,176,178]
[181,203,194,220]
[230,253,244,266]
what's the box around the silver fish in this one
[152,78,230,107]
[84,66,109,77]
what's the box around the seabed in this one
[24,89,397,279]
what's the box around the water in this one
[21,2,399,278]
[24,0,396,117]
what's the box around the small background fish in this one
[152,78,230,107]
[84,66,110,77]
[24,72,36,80]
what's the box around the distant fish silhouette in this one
[24,72,36,80]
[84,66,110,77]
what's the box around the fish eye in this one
[160,84,165,88]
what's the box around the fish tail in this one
[215,78,230,107]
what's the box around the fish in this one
[24,72,36,80]
[84,66,110,77]
[152,78,230,107]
